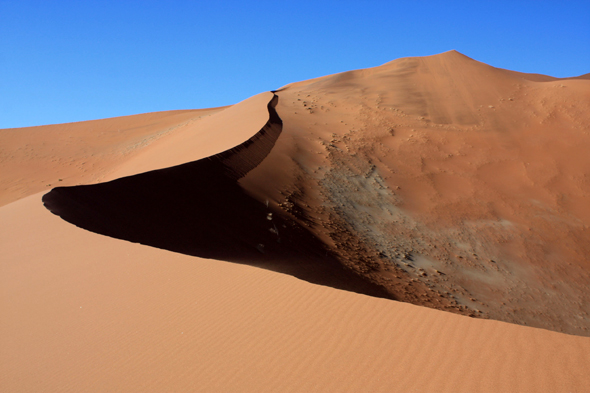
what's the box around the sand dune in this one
[42,94,387,298]
[2,51,590,391]
[242,50,590,334]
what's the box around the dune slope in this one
[0,108,225,207]
[239,50,590,335]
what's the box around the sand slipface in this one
[2,51,590,392]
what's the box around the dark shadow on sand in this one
[43,94,393,300]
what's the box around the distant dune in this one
[2,51,590,392]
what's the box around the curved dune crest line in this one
[206,94,283,180]
[40,52,590,336]
[105,92,275,180]
[42,94,391,299]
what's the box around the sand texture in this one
[2,51,590,392]
[246,50,590,335]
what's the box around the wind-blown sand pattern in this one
[2,51,590,392]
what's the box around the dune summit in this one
[3,51,590,392]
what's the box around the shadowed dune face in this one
[42,95,392,300]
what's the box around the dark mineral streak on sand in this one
[42,94,392,299]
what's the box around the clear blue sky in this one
[1,0,589,128]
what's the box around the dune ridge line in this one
[42,93,392,299]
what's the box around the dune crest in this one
[42,94,390,298]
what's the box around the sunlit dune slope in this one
[105,92,275,179]
[0,107,225,207]
[239,50,590,335]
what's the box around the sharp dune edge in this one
[42,94,390,298]
[2,51,590,392]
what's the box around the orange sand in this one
[243,50,590,334]
[2,193,590,392]
[2,52,590,392]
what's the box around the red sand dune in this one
[2,51,590,392]
[245,50,590,335]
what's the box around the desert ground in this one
[2,51,590,392]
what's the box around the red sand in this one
[2,52,590,391]
[242,50,590,334]
[3,193,590,392]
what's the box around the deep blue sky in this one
[1,0,589,128]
